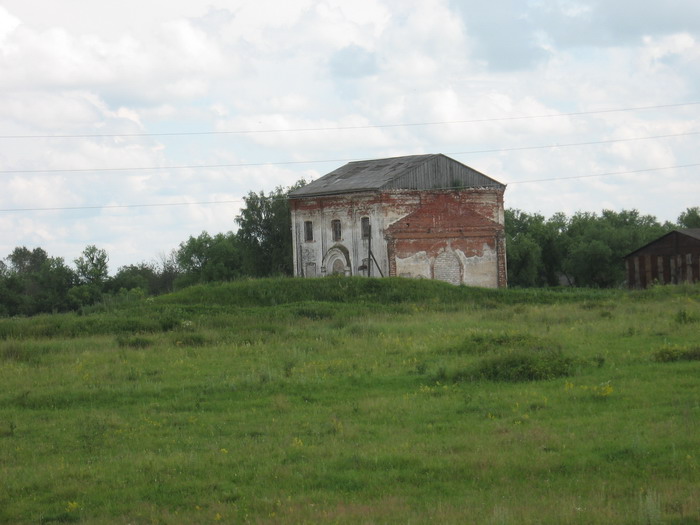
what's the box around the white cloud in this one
[0,6,20,43]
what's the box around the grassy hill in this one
[1,278,699,524]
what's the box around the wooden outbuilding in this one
[624,229,700,288]
[288,154,507,287]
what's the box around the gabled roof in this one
[288,153,505,198]
[624,229,700,258]
[682,228,700,241]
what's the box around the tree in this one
[175,231,243,287]
[235,180,306,277]
[153,250,180,294]
[0,248,77,315]
[678,207,700,228]
[34,257,78,313]
[505,210,544,287]
[563,209,669,287]
[505,208,672,288]
[505,210,567,287]
[74,245,109,286]
[8,246,48,275]
[107,262,159,295]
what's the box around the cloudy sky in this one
[1,0,699,270]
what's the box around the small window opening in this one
[304,221,313,242]
[361,217,370,239]
[331,219,342,242]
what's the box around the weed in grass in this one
[652,344,700,362]
[115,335,152,348]
[638,489,662,525]
[0,420,16,437]
[444,330,557,356]
[174,333,207,347]
[271,394,291,413]
[293,304,335,320]
[674,308,698,325]
[447,349,575,383]
[564,380,614,400]
[283,360,296,377]
[39,512,80,523]
[1,342,34,363]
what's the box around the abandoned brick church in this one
[288,153,507,287]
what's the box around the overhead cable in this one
[1,162,698,213]
[0,130,697,175]
[1,101,698,140]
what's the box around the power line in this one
[451,130,700,156]
[1,101,698,140]
[507,162,700,184]
[0,200,243,213]
[1,130,698,175]
[1,162,697,213]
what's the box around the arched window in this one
[304,221,313,242]
[331,219,342,241]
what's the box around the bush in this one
[173,333,207,347]
[444,331,554,356]
[451,349,575,383]
[116,335,153,349]
[674,308,698,325]
[652,345,700,362]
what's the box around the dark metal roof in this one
[682,228,700,241]
[624,229,700,258]
[288,153,505,198]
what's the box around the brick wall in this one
[290,188,507,287]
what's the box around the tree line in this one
[1,180,698,316]
[506,206,700,288]
[0,183,301,316]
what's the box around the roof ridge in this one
[289,154,504,198]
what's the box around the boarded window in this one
[305,262,316,277]
[434,250,461,285]
[331,219,341,242]
[361,217,370,239]
[304,221,313,242]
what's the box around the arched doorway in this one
[323,245,352,276]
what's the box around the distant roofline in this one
[623,228,700,258]
[288,185,505,199]
[288,153,505,198]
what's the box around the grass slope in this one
[0,278,699,524]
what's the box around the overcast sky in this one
[1,0,699,270]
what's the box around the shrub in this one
[293,304,335,320]
[674,308,698,325]
[174,333,207,347]
[652,344,700,362]
[444,331,554,356]
[452,349,575,383]
[115,335,153,349]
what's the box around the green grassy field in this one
[1,278,699,524]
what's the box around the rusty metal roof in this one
[288,153,505,198]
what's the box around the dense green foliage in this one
[0,278,699,523]
[678,206,700,228]
[0,182,305,316]
[505,208,683,288]
[235,179,307,277]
